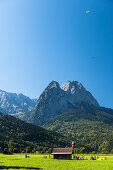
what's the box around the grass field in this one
[0,153,113,170]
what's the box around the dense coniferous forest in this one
[43,106,113,153]
[0,112,70,154]
[1,104,113,154]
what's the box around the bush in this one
[92,151,96,154]
[13,148,18,153]
[3,148,9,154]
[48,148,52,154]
[26,146,32,153]
[110,149,113,154]
[79,147,86,154]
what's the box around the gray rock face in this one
[0,90,37,120]
[26,80,99,125]
[61,80,99,107]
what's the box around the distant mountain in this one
[0,111,70,152]
[0,90,37,120]
[43,106,113,153]
[26,80,99,125]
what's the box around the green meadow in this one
[0,154,113,170]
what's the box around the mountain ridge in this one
[26,80,99,125]
[0,89,37,120]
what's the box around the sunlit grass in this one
[0,153,113,170]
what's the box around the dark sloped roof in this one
[52,148,73,154]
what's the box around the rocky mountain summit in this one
[61,80,99,107]
[26,80,99,125]
[0,90,37,120]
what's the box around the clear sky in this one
[0,0,113,108]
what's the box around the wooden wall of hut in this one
[54,154,72,160]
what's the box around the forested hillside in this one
[0,112,70,153]
[43,107,113,153]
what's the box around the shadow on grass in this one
[0,166,42,169]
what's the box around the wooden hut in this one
[51,148,73,160]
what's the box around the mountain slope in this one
[0,90,37,120]
[43,107,113,153]
[0,112,70,152]
[26,80,99,125]
[61,80,99,107]
[0,107,6,114]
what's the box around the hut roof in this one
[51,148,73,155]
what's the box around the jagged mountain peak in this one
[26,80,99,125]
[61,80,99,107]
[61,80,84,93]
[47,81,60,89]
[37,81,61,104]
[0,89,37,120]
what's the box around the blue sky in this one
[0,0,113,108]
